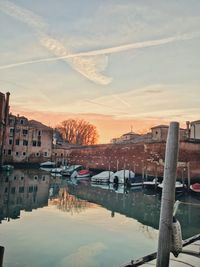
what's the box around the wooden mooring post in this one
[156,122,180,267]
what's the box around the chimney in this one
[186,121,190,139]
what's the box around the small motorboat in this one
[143,178,159,189]
[40,161,56,171]
[110,170,135,184]
[61,165,84,177]
[1,164,14,171]
[158,181,184,193]
[91,171,114,183]
[76,169,92,178]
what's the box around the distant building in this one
[189,120,200,141]
[4,114,53,163]
[151,125,186,142]
[111,131,141,144]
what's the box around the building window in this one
[9,139,12,145]
[22,129,28,135]
[19,187,24,193]
[3,149,5,154]
[44,152,48,157]
[38,130,41,136]
[16,151,19,156]
[37,141,41,147]
[36,152,40,157]
[28,186,33,193]
[34,185,38,192]
[23,152,26,156]
[11,187,15,194]
[23,140,28,146]
[20,119,24,125]
[9,119,13,124]
[8,150,12,155]
[10,128,14,134]
[32,140,37,146]
[16,139,20,145]
[21,176,24,180]
[4,187,8,193]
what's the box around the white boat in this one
[62,165,84,176]
[110,170,135,184]
[91,171,114,183]
[40,161,56,168]
[158,181,184,192]
[51,167,64,173]
[143,178,159,189]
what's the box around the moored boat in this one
[76,169,92,178]
[190,183,200,194]
[158,181,185,193]
[1,164,14,171]
[91,171,114,183]
[40,161,56,171]
[110,170,135,184]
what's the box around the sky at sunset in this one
[0,0,200,143]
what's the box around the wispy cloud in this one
[0,0,111,85]
[0,0,46,30]
[0,1,199,85]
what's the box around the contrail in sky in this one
[0,32,197,70]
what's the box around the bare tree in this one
[57,119,99,145]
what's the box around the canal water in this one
[0,169,200,267]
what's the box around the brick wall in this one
[66,142,200,180]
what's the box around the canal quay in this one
[0,168,200,267]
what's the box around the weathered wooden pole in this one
[187,162,191,191]
[156,122,179,267]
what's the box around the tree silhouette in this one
[57,119,98,145]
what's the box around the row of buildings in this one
[111,122,200,144]
[1,91,200,166]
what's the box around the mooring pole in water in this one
[187,162,191,191]
[0,246,4,267]
[156,122,179,267]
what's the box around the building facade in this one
[190,120,200,141]
[4,114,53,164]
[151,125,186,142]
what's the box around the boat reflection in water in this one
[65,180,200,240]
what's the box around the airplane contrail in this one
[0,32,197,71]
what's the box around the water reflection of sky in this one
[0,205,157,267]
[0,169,200,267]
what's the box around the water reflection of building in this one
[0,169,50,222]
[65,183,200,239]
[49,188,93,215]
